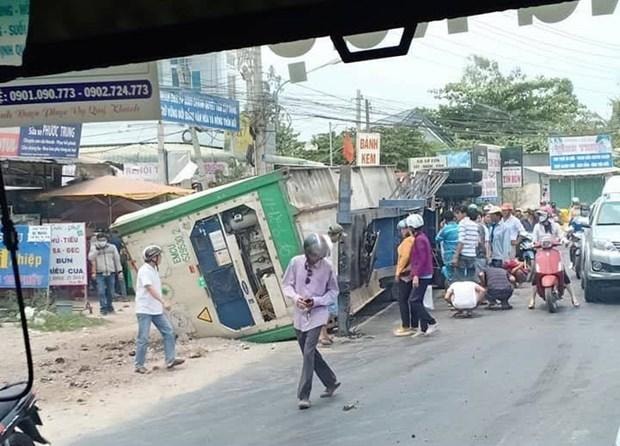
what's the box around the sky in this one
[262,1,620,140]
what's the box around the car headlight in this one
[592,261,603,272]
[592,239,616,251]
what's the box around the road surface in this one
[71,283,620,446]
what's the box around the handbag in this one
[423,285,434,310]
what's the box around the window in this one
[596,202,620,225]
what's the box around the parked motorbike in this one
[0,383,48,446]
[567,230,584,279]
[518,231,535,281]
[533,236,565,313]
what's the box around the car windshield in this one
[596,202,620,225]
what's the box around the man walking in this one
[88,232,123,315]
[452,205,480,281]
[134,245,185,374]
[283,233,340,410]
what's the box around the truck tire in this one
[444,168,483,184]
[435,183,482,199]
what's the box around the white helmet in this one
[406,214,424,229]
[397,219,408,230]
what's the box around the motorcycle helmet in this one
[397,219,408,230]
[406,213,424,230]
[143,245,163,262]
[536,209,549,223]
[303,233,329,261]
[571,197,580,205]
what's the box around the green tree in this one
[433,56,605,152]
[275,113,304,157]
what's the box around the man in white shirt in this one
[501,203,525,256]
[444,280,486,317]
[134,245,185,374]
[452,206,480,281]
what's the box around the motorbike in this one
[567,230,584,279]
[0,383,48,446]
[533,236,565,313]
[518,231,535,281]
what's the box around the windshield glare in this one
[596,202,620,225]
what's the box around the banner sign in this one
[0,225,50,288]
[160,88,240,131]
[444,151,471,168]
[501,146,523,189]
[408,155,447,171]
[18,124,82,158]
[122,162,160,182]
[0,62,161,126]
[487,146,501,173]
[480,171,498,199]
[49,223,87,286]
[0,128,19,156]
[548,134,613,170]
[0,0,30,67]
[472,145,489,170]
[356,132,381,166]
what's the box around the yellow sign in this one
[197,307,213,323]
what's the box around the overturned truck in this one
[112,167,417,342]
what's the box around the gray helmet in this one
[143,245,162,262]
[303,233,329,260]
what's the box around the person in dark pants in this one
[394,219,417,336]
[282,233,340,410]
[407,214,438,336]
[479,265,514,310]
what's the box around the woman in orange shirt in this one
[394,219,417,336]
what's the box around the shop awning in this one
[38,175,192,201]
[525,166,620,178]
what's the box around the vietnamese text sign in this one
[472,145,489,170]
[0,225,50,288]
[0,127,18,156]
[548,134,613,170]
[122,162,160,182]
[487,146,501,173]
[501,146,523,189]
[18,124,82,158]
[480,171,498,199]
[49,223,87,286]
[356,132,380,166]
[0,0,30,67]
[0,62,161,126]
[160,88,240,131]
[408,155,447,171]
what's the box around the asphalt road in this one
[72,282,620,446]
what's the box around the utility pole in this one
[179,57,207,188]
[365,98,371,131]
[355,89,362,131]
[337,165,352,337]
[328,122,333,167]
[157,120,168,184]
[247,47,269,176]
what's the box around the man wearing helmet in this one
[529,209,580,309]
[134,245,185,374]
[282,233,340,410]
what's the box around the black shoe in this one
[500,303,513,310]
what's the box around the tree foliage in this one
[432,56,606,151]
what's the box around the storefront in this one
[525,166,620,208]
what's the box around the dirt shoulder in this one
[1,303,285,446]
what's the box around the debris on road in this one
[45,345,60,352]
[343,401,359,411]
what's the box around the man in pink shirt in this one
[283,233,340,410]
